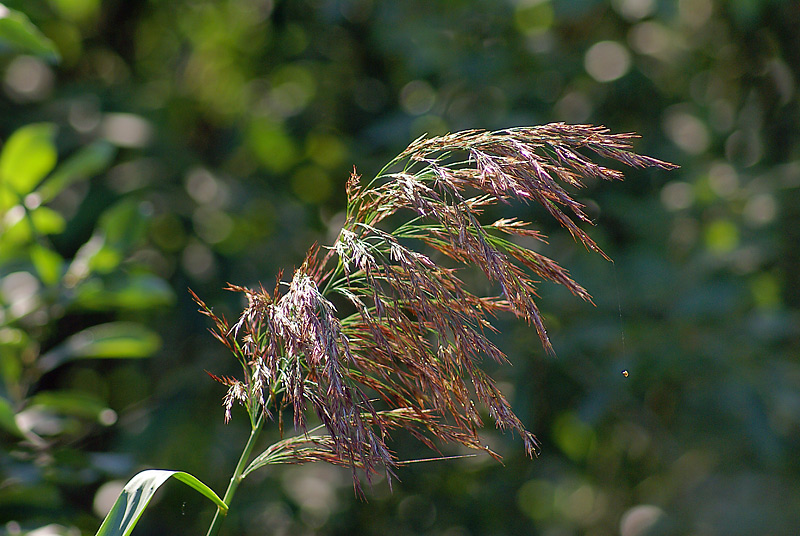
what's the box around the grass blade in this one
[95,470,227,536]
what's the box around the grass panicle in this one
[195,123,676,486]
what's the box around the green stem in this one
[205,413,265,536]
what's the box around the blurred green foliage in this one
[1,0,799,535]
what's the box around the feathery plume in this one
[196,124,676,484]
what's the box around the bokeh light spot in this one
[584,41,631,82]
[725,129,763,167]
[248,119,298,173]
[554,91,592,123]
[268,64,317,118]
[400,80,436,116]
[42,20,83,65]
[292,165,332,204]
[2,271,41,319]
[101,113,153,148]
[663,108,709,154]
[552,412,595,461]
[708,162,739,198]
[282,465,343,528]
[514,0,554,36]
[620,505,666,536]
[628,21,672,58]
[660,181,694,211]
[49,0,100,22]
[306,132,347,170]
[93,480,125,518]
[68,96,102,133]
[186,168,224,205]
[764,58,795,105]
[750,273,781,309]
[562,483,596,522]
[353,77,388,112]
[182,241,216,281]
[743,194,777,227]
[3,56,55,102]
[705,219,739,253]
[98,408,117,426]
[678,0,713,29]
[193,207,234,244]
[517,479,554,520]
[612,0,656,21]
[410,115,448,139]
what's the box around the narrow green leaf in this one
[0,123,58,195]
[0,395,24,437]
[95,470,227,536]
[0,481,62,509]
[37,141,116,203]
[0,5,61,63]
[73,273,175,310]
[30,390,115,424]
[37,322,161,374]
[0,328,26,386]
[30,243,64,286]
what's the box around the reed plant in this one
[95,123,675,536]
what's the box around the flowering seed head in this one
[197,123,676,484]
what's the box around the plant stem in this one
[205,413,265,536]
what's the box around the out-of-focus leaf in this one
[0,395,24,437]
[0,5,61,63]
[15,406,74,436]
[72,273,175,310]
[99,200,149,251]
[30,390,115,424]
[0,327,26,386]
[0,123,58,195]
[30,243,64,286]
[31,205,66,234]
[0,205,66,245]
[94,470,227,536]
[37,141,116,203]
[69,234,122,274]
[0,481,62,509]
[247,118,298,173]
[20,525,76,536]
[67,234,118,276]
[0,182,15,210]
[49,0,101,23]
[552,411,596,462]
[63,201,150,276]
[87,245,123,273]
[67,200,155,276]
[37,322,161,374]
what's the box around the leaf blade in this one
[0,5,61,63]
[95,470,227,536]
[37,321,161,374]
[0,395,24,437]
[37,141,116,203]
[0,123,58,196]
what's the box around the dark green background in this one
[1,0,799,534]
